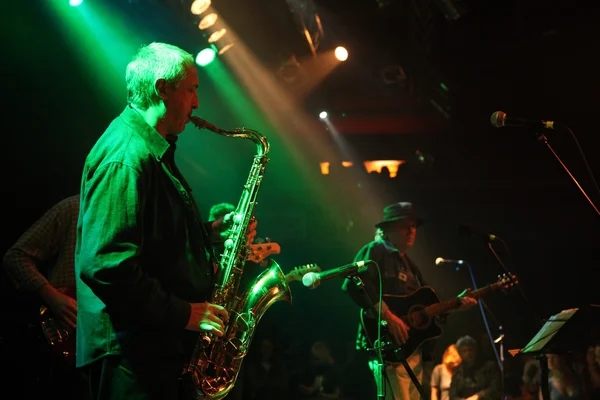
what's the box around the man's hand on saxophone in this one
[211,212,258,246]
[185,302,230,336]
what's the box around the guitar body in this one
[362,286,443,362]
[39,285,76,366]
[360,274,517,362]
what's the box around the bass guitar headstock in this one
[247,241,281,264]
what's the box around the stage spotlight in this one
[198,12,218,30]
[334,46,348,61]
[196,48,216,67]
[218,42,235,55]
[69,0,83,6]
[319,111,328,119]
[190,0,211,15]
[380,64,407,86]
[277,54,307,87]
[208,28,227,43]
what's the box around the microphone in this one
[302,260,370,289]
[490,110,555,130]
[458,224,500,242]
[435,257,464,266]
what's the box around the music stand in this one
[518,304,600,400]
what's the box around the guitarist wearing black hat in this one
[343,202,477,400]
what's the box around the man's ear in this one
[155,78,168,100]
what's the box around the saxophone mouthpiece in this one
[189,115,225,134]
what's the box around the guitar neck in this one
[425,283,497,317]
[284,264,320,284]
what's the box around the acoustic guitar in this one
[361,273,518,361]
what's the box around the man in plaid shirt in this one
[3,194,87,399]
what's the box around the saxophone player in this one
[75,42,256,400]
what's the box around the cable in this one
[537,129,600,217]
[375,260,384,360]
[357,260,386,399]
[561,124,600,199]
[488,241,543,326]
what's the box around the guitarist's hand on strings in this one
[457,289,478,311]
[383,309,410,345]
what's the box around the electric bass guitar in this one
[361,273,518,361]
[39,286,77,366]
[247,241,281,264]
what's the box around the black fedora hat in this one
[375,202,424,228]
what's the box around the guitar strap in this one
[402,254,425,288]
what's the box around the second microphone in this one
[302,260,371,289]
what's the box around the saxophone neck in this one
[189,116,269,157]
[245,129,270,158]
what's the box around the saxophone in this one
[183,116,292,400]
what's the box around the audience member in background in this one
[244,336,290,400]
[431,344,462,400]
[292,339,343,400]
[2,194,88,400]
[450,335,500,400]
[522,356,542,400]
[543,353,583,400]
[577,344,600,399]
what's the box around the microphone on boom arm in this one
[302,260,371,289]
[490,110,555,130]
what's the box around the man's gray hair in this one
[126,42,195,110]
[456,335,477,349]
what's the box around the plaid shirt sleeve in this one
[2,196,78,293]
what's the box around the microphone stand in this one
[535,130,600,217]
[348,275,428,400]
[457,262,504,395]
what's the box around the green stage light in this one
[196,48,216,67]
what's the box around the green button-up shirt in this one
[75,105,215,367]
